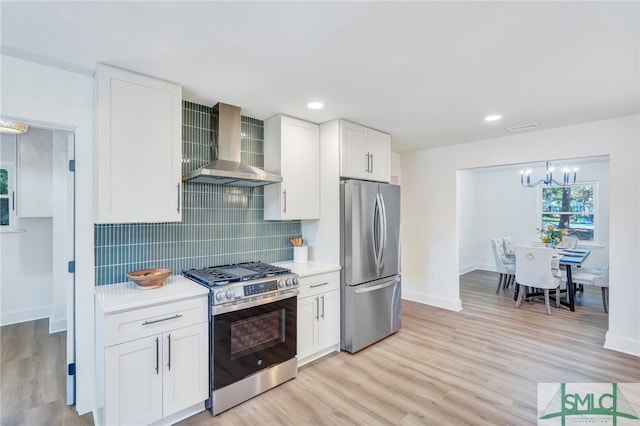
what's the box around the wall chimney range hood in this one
[182,103,282,187]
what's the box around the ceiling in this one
[1,1,638,153]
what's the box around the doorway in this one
[0,125,76,404]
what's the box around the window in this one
[0,163,15,227]
[540,184,596,242]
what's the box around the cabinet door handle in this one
[365,153,370,172]
[370,154,374,174]
[176,184,181,213]
[155,337,159,375]
[282,189,287,213]
[12,191,15,211]
[142,314,183,326]
[310,282,329,288]
[321,295,325,319]
[315,297,319,321]
[167,334,171,371]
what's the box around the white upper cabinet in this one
[264,115,320,220]
[96,64,182,223]
[339,120,390,183]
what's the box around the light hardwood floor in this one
[2,270,638,425]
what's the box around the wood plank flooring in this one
[2,270,638,425]
[0,319,93,426]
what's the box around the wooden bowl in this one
[127,268,172,289]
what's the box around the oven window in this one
[230,309,284,359]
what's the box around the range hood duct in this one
[182,103,282,187]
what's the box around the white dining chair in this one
[515,246,562,315]
[563,265,609,312]
[562,236,579,248]
[491,238,515,292]
[502,236,516,258]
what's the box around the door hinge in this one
[68,261,76,273]
[68,363,76,376]
[68,159,75,172]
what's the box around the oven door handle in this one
[212,290,299,316]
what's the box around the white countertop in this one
[95,275,209,314]
[277,261,341,277]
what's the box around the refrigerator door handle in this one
[372,194,381,269]
[354,276,400,294]
[379,192,387,269]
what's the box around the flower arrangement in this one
[537,225,568,248]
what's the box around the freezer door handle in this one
[354,276,400,294]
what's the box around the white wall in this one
[1,217,53,323]
[1,54,95,413]
[402,115,639,356]
[0,129,55,326]
[463,160,610,273]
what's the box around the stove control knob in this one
[215,291,223,301]
[293,277,299,286]
[226,289,234,300]
[286,278,292,287]
[278,280,285,288]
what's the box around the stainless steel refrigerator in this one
[340,179,401,353]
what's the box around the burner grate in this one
[183,261,291,287]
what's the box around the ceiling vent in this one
[506,123,540,133]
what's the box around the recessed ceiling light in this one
[484,114,502,122]
[307,101,324,110]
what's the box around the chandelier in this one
[520,161,577,187]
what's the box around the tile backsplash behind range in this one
[94,101,300,285]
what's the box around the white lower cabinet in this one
[297,271,340,366]
[95,289,209,426]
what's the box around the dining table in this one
[558,248,591,312]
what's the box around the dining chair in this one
[515,245,562,315]
[491,238,515,293]
[562,236,579,248]
[563,265,609,312]
[502,236,516,260]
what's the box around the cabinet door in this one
[367,129,391,183]
[281,117,319,219]
[340,121,369,180]
[105,335,163,426]
[296,295,318,363]
[264,115,319,220]
[318,289,340,351]
[96,64,182,223]
[162,323,209,416]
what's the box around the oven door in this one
[212,293,297,389]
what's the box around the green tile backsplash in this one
[94,101,300,285]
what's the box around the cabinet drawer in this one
[298,272,340,299]
[104,296,207,346]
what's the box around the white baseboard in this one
[0,306,50,326]
[402,290,463,312]
[604,331,640,357]
[49,317,67,333]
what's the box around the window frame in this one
[537,182,599,245]
[0,162,17,228]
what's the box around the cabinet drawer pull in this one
[155,337,159,375]
[142,314,183,326]
[310,282,330,288]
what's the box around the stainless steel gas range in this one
[183,261,299,415]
